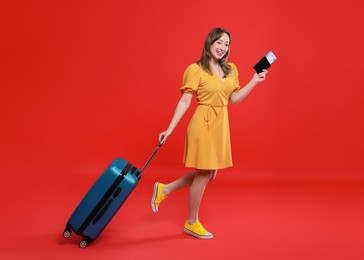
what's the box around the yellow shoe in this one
[183,221,213,239]
[151,182,166,213]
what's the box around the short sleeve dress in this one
[179,62,240,170]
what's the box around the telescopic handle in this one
[140,140,164,174]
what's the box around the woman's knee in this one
[195,169,217,182]
[209,170,218,182]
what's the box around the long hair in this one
[197,28,232,77]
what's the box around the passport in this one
[253,51,277,73]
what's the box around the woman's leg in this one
[152,172,196,212]
[152,169,217,213]
[163,168,217,197]
[162,171,196,197]
[188,169,217,224]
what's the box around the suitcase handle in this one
[140,140,164,174]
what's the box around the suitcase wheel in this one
[79,239,89,248]
[62,228,72,239]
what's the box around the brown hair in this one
[197,28,232,77]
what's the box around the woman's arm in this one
[230,70,267,105]
[159,92,193,142]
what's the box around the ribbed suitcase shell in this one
[65,158,140,246]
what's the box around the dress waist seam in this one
[198,103,226,108]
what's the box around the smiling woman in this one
[151,27,268,240]
[0,0,363,257]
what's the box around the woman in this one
[151,28,267,239]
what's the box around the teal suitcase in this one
[62,142,163,248]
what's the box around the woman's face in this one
[209,33,230,62]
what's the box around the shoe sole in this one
[183,227,213,239]
[151,182,159,213]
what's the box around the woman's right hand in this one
[159,130,171,143]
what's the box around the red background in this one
[1,0,363,259]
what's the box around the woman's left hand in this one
[253,69,268,83]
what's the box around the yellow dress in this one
[179,63,240,170]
